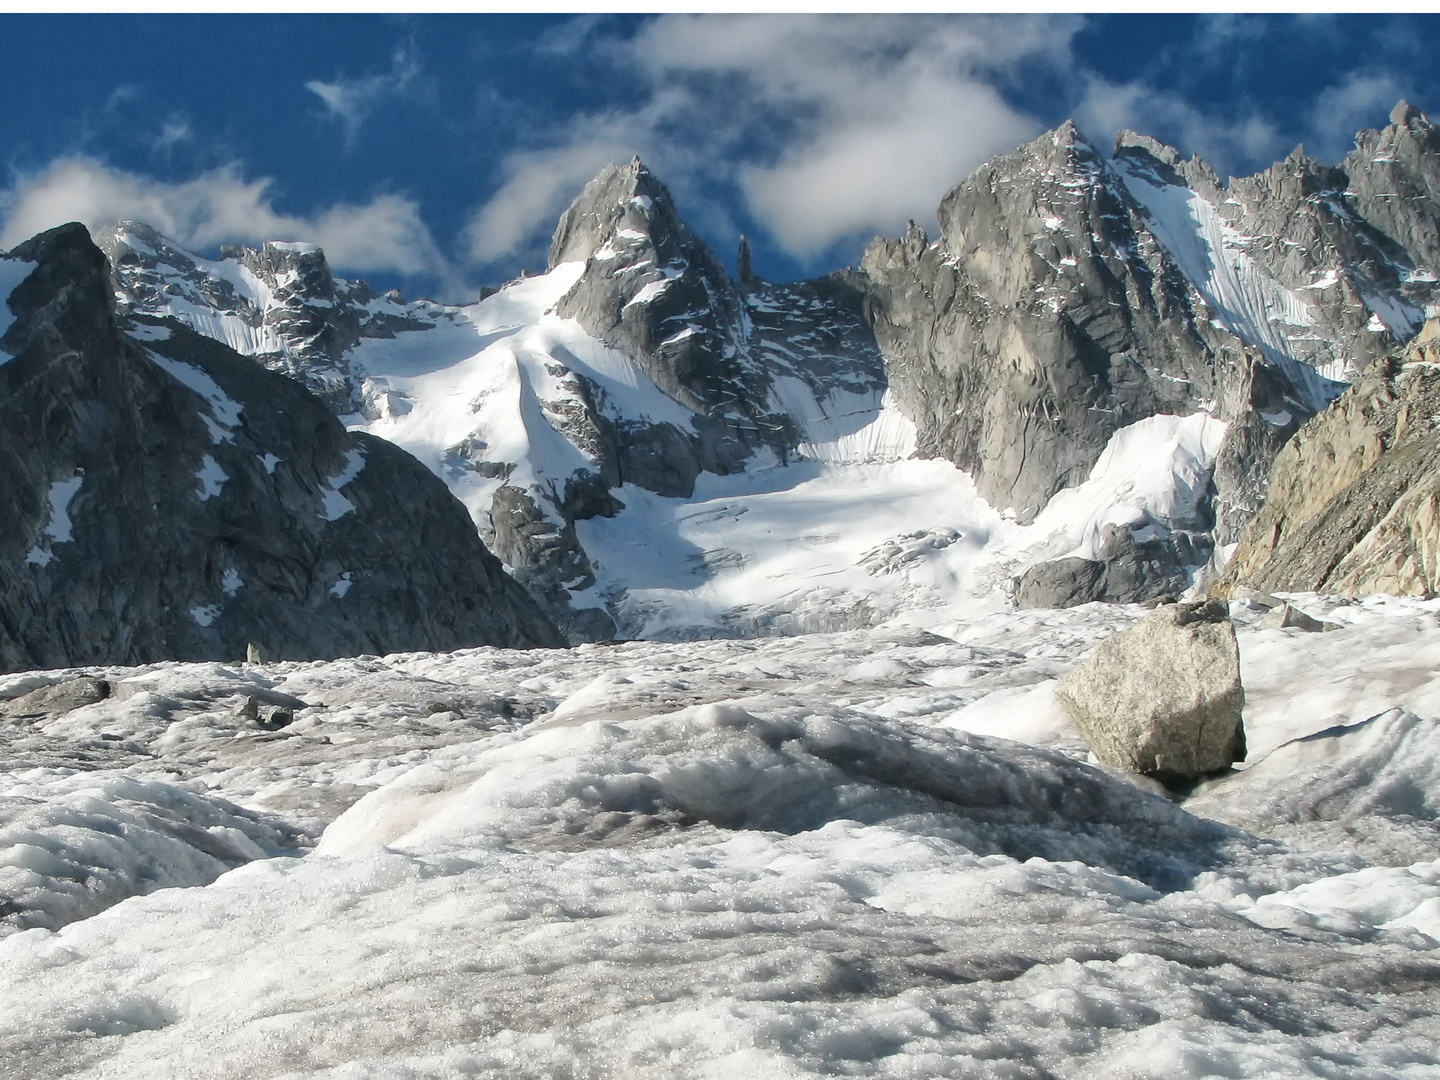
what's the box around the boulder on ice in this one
[1054,598,1246,781]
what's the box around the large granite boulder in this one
[1054,598,1246,782]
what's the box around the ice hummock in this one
[3,595,1440,1076]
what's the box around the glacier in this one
[2,594,1440,1077]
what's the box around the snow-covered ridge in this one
[103,216,1249,640]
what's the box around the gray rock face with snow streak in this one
[0,224,561,671]
[859,107,1440,574]
[1342,102,1440,297]
[1055,598,1246,782]
[861,123,1299,530]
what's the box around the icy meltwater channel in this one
[3,596,1440,1077]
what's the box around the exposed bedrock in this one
[0,223,561,670]
[1219,318,1440,598]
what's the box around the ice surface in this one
[24,476,85,567]
[0,769,297,937]
[3,597,1440,1076]
[194,454,226,500]
[571,412,1231,640]
[39,476,83,544]
[124,322,171,342]
[1020,412,1226,561]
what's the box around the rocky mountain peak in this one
[0,222,562,669]
[4,221,116,357]
[1391,99,1431,130]
[547,159,761,423]
[232,239,343,305]
[547,157,678,269]
[1114,130,1181,169]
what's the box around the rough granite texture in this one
[1219,318,1440,597]
[0,224,561,670]
[860,123,1284,527]
[1054,598,1246,781]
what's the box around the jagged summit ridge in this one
[0,223,561,669]
[99,221,437,415]
[89,103,1440,632]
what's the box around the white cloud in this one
[1308,72,1408,160]
[1072,66,1413,182]
[306,42,423,143]
[466,138,638,265]
[1073,78,1288,179]
[733,56,1041,254]
[463,14,1072,267]
[0,157,445,278]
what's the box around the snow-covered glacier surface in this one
[4,594,1440,1078]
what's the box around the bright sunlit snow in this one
[3,594,1439,1077]
[24,475,84,567]
[318,448,366,521]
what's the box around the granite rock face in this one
[1218,318,1440,598]
[547,159,888,479]
[861,123,1297,528]
[1055,598,1246,782]
[862,108,1440,549]
[0,224,561,671]
[1014,524,1200,609]
[92,106,1440,625]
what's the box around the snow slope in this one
[1114,152,1350,403]
[3,595,1440,1077]
[346,262,692,533]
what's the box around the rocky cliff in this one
[88,104,1440,628]
[1217,317,1440,597]
[0,223,560,671]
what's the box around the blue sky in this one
[1,14,1436,301]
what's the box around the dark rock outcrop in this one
[1015,524,1200,609]
[0,223,561,671]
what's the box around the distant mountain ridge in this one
[0,224,561,671]
[71,101,1440,640]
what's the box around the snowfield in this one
[3,594,1440,1078]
